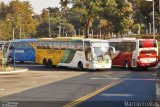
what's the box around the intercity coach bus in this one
[108,38,159,70]
[36,37,115,70]
[5,39,37,63]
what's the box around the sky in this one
[1,0,60,14]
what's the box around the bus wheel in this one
[78,62,84,70]
[43,59,48,67]
[124,61,129,69]
[48,59,52,67]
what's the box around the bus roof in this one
[38,37,82,41]
[108,38,156,42]
[9,39,37,42]
[38,37,108,42]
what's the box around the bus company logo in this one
[47,50,61,54]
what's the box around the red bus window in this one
[139,40,157,48]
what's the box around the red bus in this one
[108,38,159,69]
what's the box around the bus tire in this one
[43,59,48,67]
[124,61,129,69]
[48,59,52,67]
[78,61,84,70]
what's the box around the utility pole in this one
[153,0,155,39]
[58,23,62,37]
[13,27,15,40]
[149,23,152,34]
[20,27,21,39]
[91,29,93,38]
[100,28,102,39]
[46,9,51,38]
[63,27,65,36]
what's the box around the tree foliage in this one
[0,0,159,40]
[0,1,38,40]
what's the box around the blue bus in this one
[5,39,37,63]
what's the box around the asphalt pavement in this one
[0,62,158,107]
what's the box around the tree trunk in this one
[85,12,92,38]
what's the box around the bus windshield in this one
[92,42,109,61]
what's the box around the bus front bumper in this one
[137,60,159,68]
[90,63,112,69]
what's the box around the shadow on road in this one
[9,61,159,73]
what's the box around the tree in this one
[35,7,75,38]
[0,20,12,40]
[131,0,160,34]
[0,0,39,39]
[101,0,134,35]
[71,0,101,38]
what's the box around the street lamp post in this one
[146,0,155,39]
[13,27,15,40]
[91,29,93,38]
[58,23,62,37]
[63,27,65,36]
[20,27,21,39]
[78,29,80,36]
[100,28,102,39]
[149,23,151,34]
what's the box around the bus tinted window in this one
[61,42,68,49]
[48,41,53,49]
[110,42,121,51]
[68,41,76,50]
[76,41,83,51]
[37,41,47,49]
[110,42,136,51]
[139,40,157,48]
[54,42,61,49]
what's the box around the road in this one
[0,62,158,107]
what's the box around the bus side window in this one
[76,41,83,51]
[37,41,41,49]
[54,41,61,49]
[48,41,53,49]
[68,41,76,50]
[43,41,47,49]
[61,41,68,49]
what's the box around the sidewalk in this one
[0,67,28,74]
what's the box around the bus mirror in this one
[109,47,115,54]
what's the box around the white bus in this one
[108,38,159,70]
[36,37,115,70]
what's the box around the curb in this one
[0,68,28,74]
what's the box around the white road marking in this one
[101,93,133,97]
[91,77,157,81]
